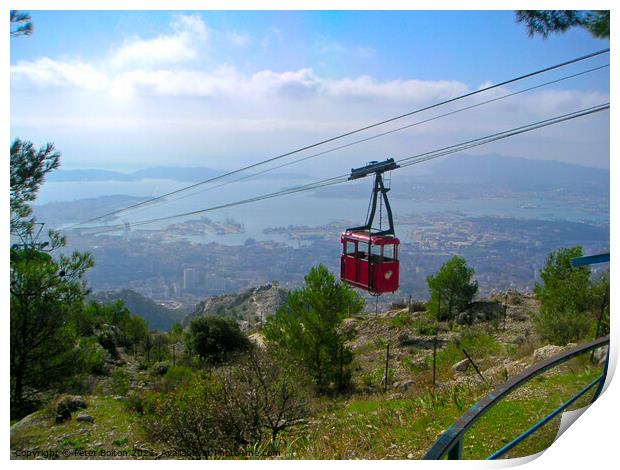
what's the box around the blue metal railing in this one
[423,335,610,460]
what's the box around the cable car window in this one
[370,244,383,262]
[344,241,356,255]
[384,244,394,260]
[357,241,369,258]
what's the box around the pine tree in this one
[263,264,363,393]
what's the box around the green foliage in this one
[76,337,109,375]
[360,367,394,393]
[169,322,184,338]
[111,368,130,396]
[10,247,94,412]
[151,361,171,376]
[10,10,33,37]
[516,10,610,39]
[161,365,194,391]
[10,138,60,236]
[74,297,150,353]
[413,316,439,336]
[427,329,500,372]
[187,315,250,365]
[143,350,310,456]
[589,271,610,337]
[263,264,364,393]
[427,256,478,322]
[390,313,412,328]
[533,246,594,345]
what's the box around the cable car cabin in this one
[339,158,401,295]
[340,230,400,295]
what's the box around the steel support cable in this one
[67,49,609,228]
[80,176,349,234]
[112,63,609,218]
[79,103,609,235]
[396,103,610,169]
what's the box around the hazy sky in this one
[10,10,610,173]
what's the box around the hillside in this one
[90,289,187,331]
[10,290,605,460]
[184,282,288,329]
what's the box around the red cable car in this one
[340,159,400,295]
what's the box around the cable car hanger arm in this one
[346,159,399,236]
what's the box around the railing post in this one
[591,346,609,402]
[447,438,463,459]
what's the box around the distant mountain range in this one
[314,153,609,199]
[428,154,609,191]
[46,166,305,183]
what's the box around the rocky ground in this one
[184,282,288,330]
[11,291,605,460]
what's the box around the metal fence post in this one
[447,439,463,459]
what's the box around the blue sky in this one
[10,10,610,171]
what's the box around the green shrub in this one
[111,368,130,396]
[142,349,310,455]
[359,367,394,393]
[427,329,500,372]
[187,316,250,365]
[533,246,594,345]
[77,337,109,375]
[391,299,408,309]
[413,317,438,336]
[390,313,412,328]
[151,361,171,376]
[427,256,478,322]
[533,306,593,346]
[410,300,427,312]
[161,365,194,391]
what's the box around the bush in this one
[96,326,120,359]
[187,316,250,366]
[151,361,171,376]
[413,317,438,336]
[160,366,194,392]
[533,246,594,345]
[360,367,394,393]
[427,256,478,322]
[391,299,408,309]
[77,337,109,375]
[111,368,130,396]
[533,306,592,346]
[427,329,500,372]
[390,313,412,328]
[125,389,159,415]
[142,349,311,455]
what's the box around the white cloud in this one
[109,14,208,68]
[11,57,108,91]
[9,14,609,170]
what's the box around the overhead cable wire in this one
[79,103,609,235]
[124,63,608,212]
[68,48,610,228]
[397,103,610,168]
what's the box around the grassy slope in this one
[10,296,605,460]
[11,396,159,460]
[280,361,601,459]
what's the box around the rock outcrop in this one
[184,283,288,327]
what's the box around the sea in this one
[36,176,610,247]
